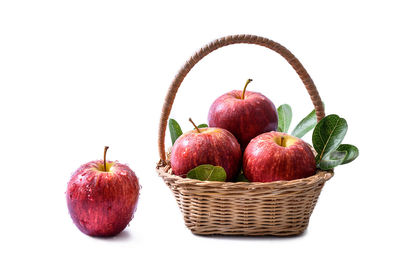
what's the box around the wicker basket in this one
[156,34,333,236]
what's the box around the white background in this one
[1,1,399,266]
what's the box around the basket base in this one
[191,228,308,237]
[185,216,310,236]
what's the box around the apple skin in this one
[66,160,140,236]
[170,127,241,181]
[243,131,316,182]
[208,90,278,150]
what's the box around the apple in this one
[170,118,241,181]
[66,147,140,236]
[208,79,278,150]
[243,132,316,182]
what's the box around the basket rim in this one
[156,160,333,190]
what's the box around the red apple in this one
[170,118,241,181]
[208,79,278,150]
[66,147,140,236]
[243,132,316,182]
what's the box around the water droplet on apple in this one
[120,171,127,176]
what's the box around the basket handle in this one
[158,34,325,162]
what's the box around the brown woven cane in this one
[156,34,333,236]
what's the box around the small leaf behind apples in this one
[319,150,347,170]
[169,118,183,145]
[187,164,227,182]
[291,103,324,138]
[337,144,359,164]
[235,173,249,182]
[312,114,348,163]
[292,109,317,138]
[277,104,292,133]
[197,124,208,129]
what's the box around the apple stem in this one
[280,136,285,146]
[189,118,201,133]
[103,146,109,172]
[241,79,253,100]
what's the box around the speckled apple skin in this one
[243,132,316,182]
[208,90,278,150]
[66,160,140,236]
[170,128,241,181]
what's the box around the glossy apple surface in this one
[243,131,316,182]
[66,160,140,236]
[170,127,241,181]
[208,85,278,150]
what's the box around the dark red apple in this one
[208,79,278,150]
[243,132,316,182]
[170,118,241,181]
[66,147,140,236]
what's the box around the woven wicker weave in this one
[156,34,333,236]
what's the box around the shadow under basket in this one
[156,34,334,236]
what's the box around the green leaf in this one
[291,109,317,138]
[312,114,348,163]
[186,164,227,182]
[277,104,292,133]
[319,150,347,170]
[291,102,325,138]
[169,118,183,145]
[235,173,249,182]
[197,124,208,129]
[337,144,359,164]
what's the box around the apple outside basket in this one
[156,34,333,236]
